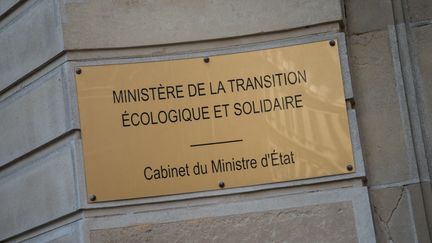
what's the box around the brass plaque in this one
[76,40,355,202]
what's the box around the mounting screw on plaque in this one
[346,164,353,171]
[329,40,336,47]
[75,68,82,74]
[218,181,225,188]
[89,194,96,202]
[203,57,210,63]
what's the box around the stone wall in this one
[345,0,432,242]
[0,0,430,242]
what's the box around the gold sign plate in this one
[76,40,355,202]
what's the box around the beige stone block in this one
[90,202,357,243]
[406,183,432,242]
[61,0,343,50]
[345,0,394,34]
[348,30,417,185]
[413,24,432,180]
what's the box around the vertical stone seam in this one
[399,0,432,182]
[59,64,81,212]
[401,0,432,234]
[389,0,432,238]
[398,0,432,183]
[398,0,432,232]
[388,25,419,179]
[351,187,376,243]
[405,187,420,243]
[54,0,65,51]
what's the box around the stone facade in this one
[0,0,430,242]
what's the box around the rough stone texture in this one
[0,143,78,241]
[61,0,342,50]
[348,30,416,186]
[90,202,357,243]
[413,24,432,181]
[406,0,432,23]
[345,0,394,34]
[0,0,63,91]
[369,184,431,243]
[0,66,71,167]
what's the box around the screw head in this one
[89,194,96,201]
[347,165,353,171]
[203,57,210,63]
[218,181,225,188]
[75,68,82,74]
[329,40,336,47]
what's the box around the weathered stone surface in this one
[370,187,413,243]
[61,0,342,50]
[348,30,417,185]
[90,202,357,243]
[413,24,432,181]
[370,185,431,243]
[406,0,432,23]
[0,0,63,91]
[0,143,78,241]
[0,66,71,167]
[418,182,432,235]
[345,0,394,34]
